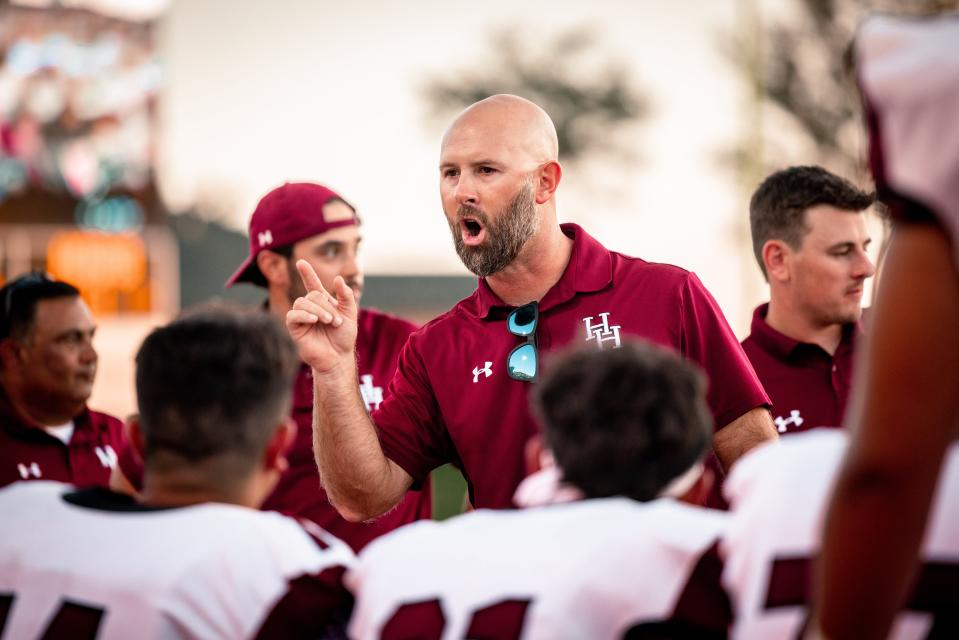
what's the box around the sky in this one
[156,0,792,335]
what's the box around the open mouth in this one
[460,217,486,246]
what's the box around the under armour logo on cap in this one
[258,230,273,247]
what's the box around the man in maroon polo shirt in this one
[743,166,876,435]
[115,184,431,550]
[0,272,124,489]
[225,182,431,551]
[287,94,776,521]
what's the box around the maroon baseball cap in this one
[226,182,358,287]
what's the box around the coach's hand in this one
[286,260,358,374]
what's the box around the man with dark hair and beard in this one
[114,182,431,552]
[287,94,777,522]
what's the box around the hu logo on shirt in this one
[583,312,622,349]
[359,374,384,412]
[17,462,42,479]
[774,409,804,433]
[94,445,118,469]
[472,361,493,383]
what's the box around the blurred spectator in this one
[0,271,125,488]
[0,5,159,204]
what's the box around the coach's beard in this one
[449,181,538,278]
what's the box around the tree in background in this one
[724,0,869,188]
[724,0,956,304]
[726,0,958,187]
[421,27,648,165]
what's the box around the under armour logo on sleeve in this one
[359,374,384,412]
[472,362,493,383]
[17,462,42,479]
[774,410,804,433]
[94,445,118,469]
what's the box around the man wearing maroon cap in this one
[0,272,125,489]
[742,166,876,435]
[225,181,431,551]
[287,94,776,522]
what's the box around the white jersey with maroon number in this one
[0,482,355,640]
[857,15,959,268]
[722,429,959,639]
[347,497,730,640]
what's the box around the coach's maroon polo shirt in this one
[262,308,432,551]
[741,304,858,435]
[374,223,770,510]
[0,389,124,489]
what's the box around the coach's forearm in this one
[311,358,410,522]
[712,406,777,472]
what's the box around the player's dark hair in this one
[135,303,299,474]
[534,340,712,502]
[750,165,875,280]
[0,272,80,342]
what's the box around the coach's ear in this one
[257,250,290,288]
[263,417,296,475]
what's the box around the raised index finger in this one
[296,259,326,294]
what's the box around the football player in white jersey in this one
[0,305,355,639]
[347,340,732,640]
[723,429,959,639]
[813,13,959,639]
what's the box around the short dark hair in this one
[0,272,80,342]
[534,340,712,502]
[134,304,299,475]
[750,166,875,279]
